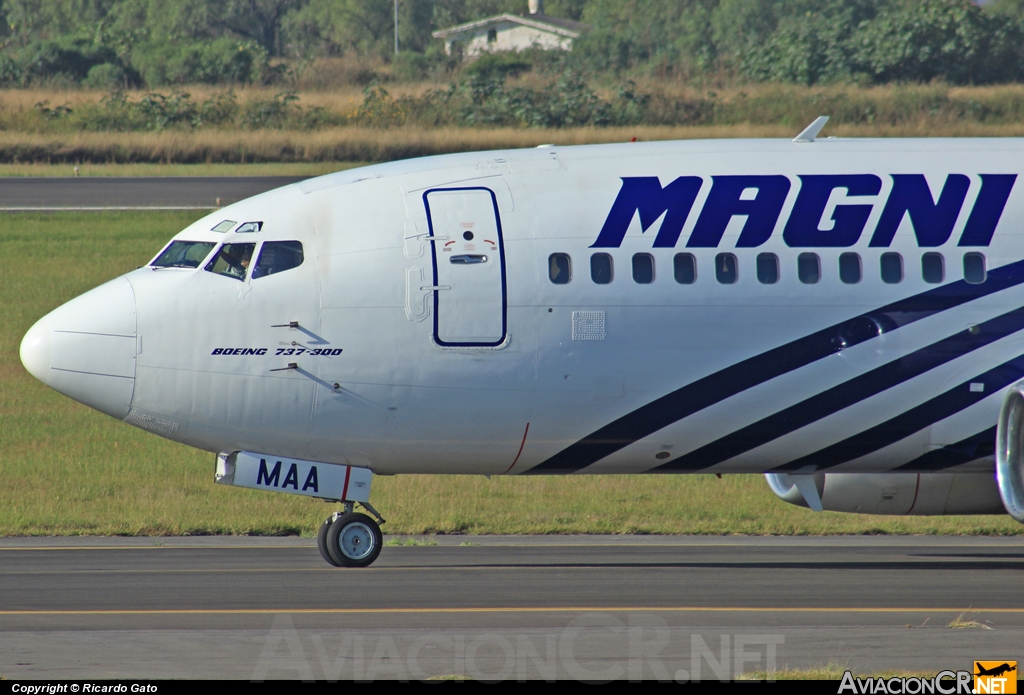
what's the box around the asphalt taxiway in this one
[0,176,307,210]
[0,535,1020,680]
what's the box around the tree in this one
[576,0,716,73]
[284,0,436,59]
[852,0,1009,84]
[738,0,878,84]
[2,0,118,41]
[212,0,304,56]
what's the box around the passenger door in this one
[425,187,507,347]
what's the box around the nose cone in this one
[20,277,137,419]
[19,315,51,385]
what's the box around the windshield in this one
[151,241,216,268]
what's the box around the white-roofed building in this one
[432,0,589,59]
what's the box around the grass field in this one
[2,210,1022,537]
[0,162,359,177]
[5,122,1024,166]
[4,82,1024,164]
[0,125,805,165]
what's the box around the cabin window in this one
[151,240,216,269]
[756,253,779,284]
[252,241,304,279]
[921,253,944,284]
[632,253,654,284]
[211,220,236,233]
[880,252,903,284]
[549,253,571,284]
[839,253,861,284]
[797,253,820,284]
[590,253,613,284]
[964,252,987,284]
[487,28,497,43]
[715,253,737,284]
[673,253,696,284]
[205,243,256,280]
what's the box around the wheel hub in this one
[338,521,376,560]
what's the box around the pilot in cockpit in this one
[238,245,253,272]
[207,243,254,279]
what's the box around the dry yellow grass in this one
[0,126,755,164]
[947,611,993,629]
[3,122,1024,165]
[6,80,1024,109]
[2,80,1024,163]
[11,80,1024,105]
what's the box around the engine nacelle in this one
[996,382,1024,522]
[765,472,1005,515]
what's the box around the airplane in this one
[975,663,1017,678]
[18,117,1024,568]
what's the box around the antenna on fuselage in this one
[793,116,829,143]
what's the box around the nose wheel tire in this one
[325,512,383,568]
[317,516,343,567]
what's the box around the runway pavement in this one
[0,177,307,210]
[1,535,1021,681]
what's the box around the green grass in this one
[739,663,941,680]
[2,211,1023,536]
[0,162,362,178]
[384,537,439,547]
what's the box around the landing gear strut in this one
[317,501,386,568]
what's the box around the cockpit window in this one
[151,241,216,268]
[211,220,236,233]
[236,221,263,234]
[205,243,256,280]
[252,241,304,279]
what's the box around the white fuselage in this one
[20,138,1024,479]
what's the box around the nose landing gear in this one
[317,501,386,568]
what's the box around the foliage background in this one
[2,0,1024,88]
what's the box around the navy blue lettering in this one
[959,174,1017,247]
[302,466,319,492]
[211,348,222,355]
[870,174,970,247]
[687,175,790,248]
[256,348,267,355]
[592,176,703,248]
[257,459,281,487]
[783,175,882,247]
[282,463,299,490]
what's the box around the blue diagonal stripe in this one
[652,307,1024,472]
[527,258,1024,474]
[771,357,1024,472]
[895,427,997,471]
